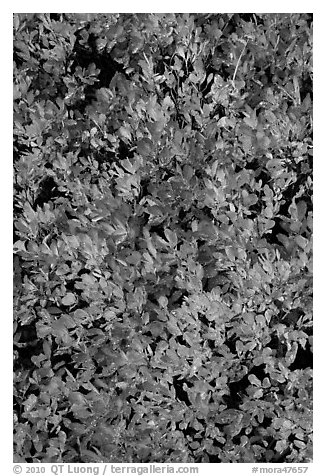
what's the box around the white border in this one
[6,2,325,13]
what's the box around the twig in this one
[232,40,249,87]
[91,118,104,135]
[276,84,296,104]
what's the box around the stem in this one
[232,40,249,87]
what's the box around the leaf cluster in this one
[14,13,312,463]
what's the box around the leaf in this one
[158,295,168,308]
[61,293,76,306]
[226,246,237,261]
[275,439,288,453]
[148,321,164,337]
[243,110,258,129]
[296,200,307,221]
[13,240,27,253]
[119,126,132,141]
[121,157,140,174]
[183,164,194,181]
[266,158,284,170]
[164,228,177,247]
[23,394,38,412]
[137,138,153,156]
[46,306,62,315]
[248,374,261,386]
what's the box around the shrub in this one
[13,13,312,463]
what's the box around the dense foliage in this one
[13,13,313,463]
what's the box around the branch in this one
[232,40,249,87]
